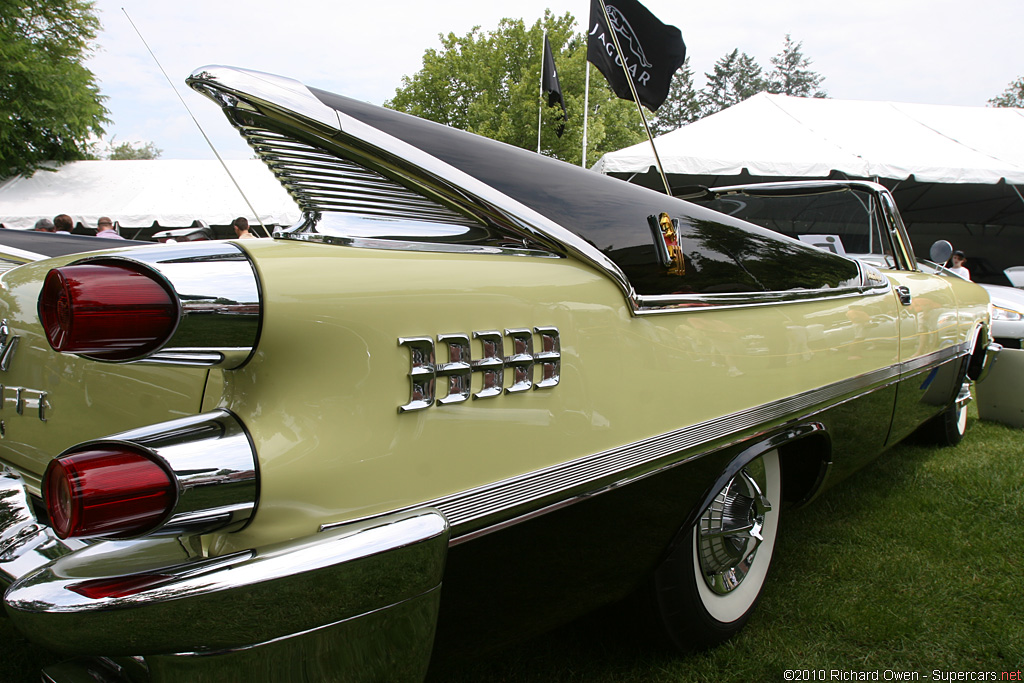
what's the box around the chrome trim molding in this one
[431,343,968,539]
[280,223,558,258]
[5,509,448,661]
[634,280,892,315]
[74,242,261,369]
[898,343,964,377]
[68,410,259,539]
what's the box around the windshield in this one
[697,187,898,269]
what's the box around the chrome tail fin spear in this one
[121,9,271,237]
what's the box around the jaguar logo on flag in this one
[586,0,687,112]
[604,5,653,69]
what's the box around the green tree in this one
[650,58,700,136]
[699,49,767,117]
[988,76,1024,107]
[386,11,645,165]
[106,140,162,160]
[0,0,109,178]
[767,34,827,98]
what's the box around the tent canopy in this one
[0,159,300,231]
[594,92,1024,185]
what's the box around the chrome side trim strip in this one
[282,228,557,258]
[428,343,968,537]
[75,242,261,369]
[634,281,892,315]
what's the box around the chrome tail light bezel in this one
[48,410,259,540]
[38,242,262,369]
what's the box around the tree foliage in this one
[0,0,109,179]
[767,34,827,98]
[988,76,1024,108]
[386,11,646,165]
[106,140,162,160]
[650,59,700,136]
[650,35,828,135]
[698,49,767,118]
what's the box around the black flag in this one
[542,35,566,137]
[587,0,686,111]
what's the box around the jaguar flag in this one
[587,0,686,111]
[542,35,566,137]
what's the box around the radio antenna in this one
[121,8,271,238]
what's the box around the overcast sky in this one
[87,0,1024,160]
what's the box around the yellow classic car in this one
[0,66,993,682]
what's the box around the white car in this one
[922,261,1024,349]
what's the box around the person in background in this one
[95,217,125,240]
[948,250,971,280]
[53,214,73,233]
[232,216,255,239]
[33,218,55,232]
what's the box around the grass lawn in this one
[3,406,1021,682]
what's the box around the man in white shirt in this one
[948,250,970,280]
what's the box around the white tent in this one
[593,92,1024,184]
[593,93,1024,282]
[0,159,300,231]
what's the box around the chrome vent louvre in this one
[237,125,482,229]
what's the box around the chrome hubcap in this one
[698,461,773,595]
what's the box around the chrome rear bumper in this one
[2,465,449,682]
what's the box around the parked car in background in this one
[925,260,1024,349]
[687,180,1023,351]
[0,68,993,683]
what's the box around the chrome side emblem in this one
[0,386,48,422]
[398,327,560,413]
[0,320,19,372]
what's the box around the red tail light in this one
[38,263,179,360]
[68,573,173,600]
[44,449,177,539]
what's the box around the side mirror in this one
[929,240,953,264]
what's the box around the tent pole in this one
[1012,184,1024,208]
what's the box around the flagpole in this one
[537,31,546,154]
[597,0,673,195]
[582,62,590,168]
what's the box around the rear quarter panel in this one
[207,239,905,553]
